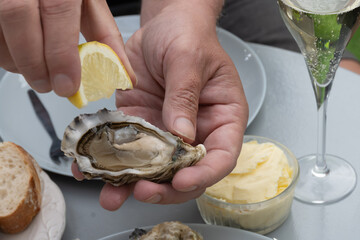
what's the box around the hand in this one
[73,1,248,211]
[0,0,135,97]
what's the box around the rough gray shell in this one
[61,109,206,186]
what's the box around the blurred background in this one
[105,0,360,70]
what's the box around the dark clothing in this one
[219,0,299,52]
[106,0,141,16]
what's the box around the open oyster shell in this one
[61,109,206,186]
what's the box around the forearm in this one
[140,0,224,26]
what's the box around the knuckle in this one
[40,0,75,18]
[166,40,206,71]
[173,41,199,58]
[0,0,33,21]
[176,38,206,58]
[44,43,75,59]
[15,58,45,73]
[170,85,199,114]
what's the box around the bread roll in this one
[0,142,42,234]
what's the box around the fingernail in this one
[144,194,162,204]
[178,185,198,192]
[31,79,51,92]
[53,74,74,97]
[174,117,195,141]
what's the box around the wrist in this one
[140,0,224,25]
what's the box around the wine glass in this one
[278,0,359,204]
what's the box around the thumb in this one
[162,58,204,143]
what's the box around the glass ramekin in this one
[196,135,299,235]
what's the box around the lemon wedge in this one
[68,41,133,108]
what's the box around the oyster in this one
[129,221,203,240]
[61,109,206,186]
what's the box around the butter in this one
[206,140,293,204]
[197,138,298,234]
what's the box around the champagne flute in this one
[278,0,359,204]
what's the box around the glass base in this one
[295,154,357,204]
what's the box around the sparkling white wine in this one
[278,0,360,107]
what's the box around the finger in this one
[71,161,84,181]
[0,0,51,92]
[162,50,205,142]
[40,0,82,97]
[172,109,247,191]
[172,149,237,192]
[133,180,205,204]
[0,25,17,73]
[99,183,133,211]
[72,161,133,211]
[81,0,136,86]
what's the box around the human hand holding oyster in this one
[68,0,249,211]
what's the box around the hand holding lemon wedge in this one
[68,41,133,108]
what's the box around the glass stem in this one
[313,96,330,176]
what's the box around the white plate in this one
[98,223,271,240]
[0,171,66,240]
[0,74,117,176]
[0,15,266,177]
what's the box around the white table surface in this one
[1,42,360,240]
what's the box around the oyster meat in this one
[61,109,206,186]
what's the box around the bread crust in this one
[0,142,42,234]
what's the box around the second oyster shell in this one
[129,221,203,240]
[61,109,206,186]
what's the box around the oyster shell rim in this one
[61,109,206,186]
